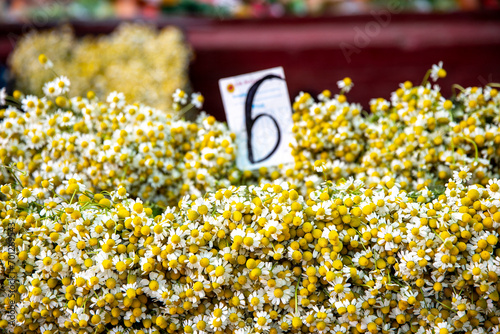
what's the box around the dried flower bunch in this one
[9,24,191,112]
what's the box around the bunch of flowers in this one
[1,60,500,334]
[0,71,236,207]
[282,79,367,196]
[231,79,368,198]
[1,164,500,333]
[9,24,191,112]
[363,63,500,191]
[243,63,500,199]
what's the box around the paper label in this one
[219,67,294,171]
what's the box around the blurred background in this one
[2,0,498,19]
[0,0,500,118]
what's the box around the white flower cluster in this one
[364,80,500,191]
[252,65,500,199]
[285,89,366,196]
[0,80,236,207]
[3,62,499,208]
[1,168,500,334]
[1,62,500,334]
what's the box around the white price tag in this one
[219,67,294,171]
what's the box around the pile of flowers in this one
[275,81,367,196]
[0,71,236,207]
[9,24,191,112]
[1,60,500,333]
[361,71,500,191]
[1,165,500,333]
[4,59,500,205]
[244,63,500,199]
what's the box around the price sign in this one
[219,67,294,171]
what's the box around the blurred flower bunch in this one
[9,23,191,113]
[0,65,236,207]
[2,164,500,333]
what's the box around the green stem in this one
[48,67,59,78]
[295,277,301,314]
[460,136,479,163]
[432,228,445,243]
[1,164,26,188]
[174,103,195,121]
[433,298,452,310]
[419,287,428,309]
[83,295,89,312]
[55,192,68,204]
[120,165,129,182]
[263,194,278,203]
[421,69,431,86]
[354,229,368,252]
[4,97,21,107]
[452,84,465,97]
[69,188,78,205]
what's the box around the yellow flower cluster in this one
[285,86,366,195]
[4,61,499,206]
[9,23,191,112]
[0,78,236,207]
[1,61,500,334]
[246,64,500,199]
[2,166,500,334]
[364,78,500,192]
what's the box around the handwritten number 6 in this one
[245,74,283,164]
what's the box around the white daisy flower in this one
[337,77,354,93]
[54,76,71,94]
[430,61,446,81]
[107,91,126,109]
[191,92,204,109]
[173,88,188,105]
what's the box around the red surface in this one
[1,12,500,119]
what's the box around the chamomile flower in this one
[268,286,293,305]
[54,76,71,94]
[487,178,500,199]
[107,91,126,109]
[17,187,36,203]
[453,166,471,183]
[254,311,271,331]
[3,62,500,334]
[337,77,354,93]
[430,62,446,82]
[22,95,38,112]
[173,88,188,105]
[191,92,204,109]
